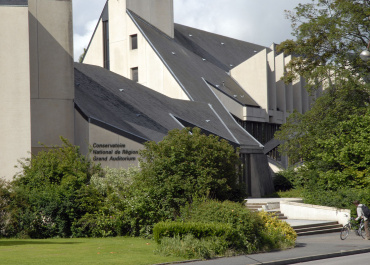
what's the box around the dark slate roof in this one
[74,63,247,146]
[127,11,263,147]
[0,0,27,5]
[174,24,270,72]
[130,11,259,108]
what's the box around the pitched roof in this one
[174,23,270,73]
[74,63,257,146]
[127,10,263,147]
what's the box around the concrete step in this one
[295,224,342,233]
[292,221,339,230]
[268,211,287,219]
[296,227,342,236]
[246,203,288,220]
[246,203,267,212]
[246,203,268,206]
[292,222,342,236]
[246,203,267,209]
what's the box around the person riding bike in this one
[353,200,370,240]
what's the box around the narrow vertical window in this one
[130,34,138,50]
[103,20,110,69]
[131,67,138,82]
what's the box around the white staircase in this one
[246,198,345,236]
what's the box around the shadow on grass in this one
[0,240,82,247]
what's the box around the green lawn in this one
[0,237,189,265]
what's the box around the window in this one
[131,67,138,82]
[103,20,110,69]
[130,34,138,50]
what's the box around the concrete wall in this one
[293,76,303,113]
[275,53,286,120]
[83,19,104,67]
[284,56,293,116]
[83,1,188,100]
[240,150,275,197]
[244,106,268,123]
[109,0,127,76]
[0,5,31,180]
[280,201,350,225]
[75,111,142,169]
[88,123,142,169]
[250,153,275,197]
[209,86,244,119]
[231,49,269,116]
[208,84,267,123]
[29,0,75,152]
[267,49,277,113]
[74,110,90,156]
[231,48,313,125]
[127,0,174,38]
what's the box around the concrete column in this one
[28,0,75,151]
[0,4,31,180]
[267,50,277,112]
[108,0,127,76]
[275,53,286,120]
[127,0,174,38]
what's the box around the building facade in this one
[1,0,74,179]
[0,0,315,197]
[82,0,318,169]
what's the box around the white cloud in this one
[73,19,98,60]
[73,0,311,60]
[73,0,106,61]
[173,0,310,47]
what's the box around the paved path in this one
[172,232,370,265]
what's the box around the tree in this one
[78,48,87,63]
[278,0,369,89]
[276,82,369,166]
[8,137,102,238]
[275,0,370,199]
[136,127,245,218]
[313,108,370,189]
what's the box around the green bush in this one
[153,221,235,243]
[178,199,297,253]
[179,199,265,253]
[71,210,128,238]
[303,187,370,213]
[72,167,145,237]
[257,211,297,250]
[155,234,230,260]
[0,179,11,237]
[90,167,138,196]
[136,127,246,221]
[273,173,293,191]
[6,137,102,238]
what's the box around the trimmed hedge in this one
[153,221,236,243]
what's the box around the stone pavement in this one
[168,232,370,265]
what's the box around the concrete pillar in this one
[28,0,75,152]
[0,4,31,180]
[267,50,277,113]
[127,0,174,38]
[275,53,286,120]
[108,0,128,76]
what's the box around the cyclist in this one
[353,200,370,240]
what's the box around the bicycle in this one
[340,215,366,240]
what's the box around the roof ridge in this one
[174,23,270,50]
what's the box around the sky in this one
[72,0,311,60]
